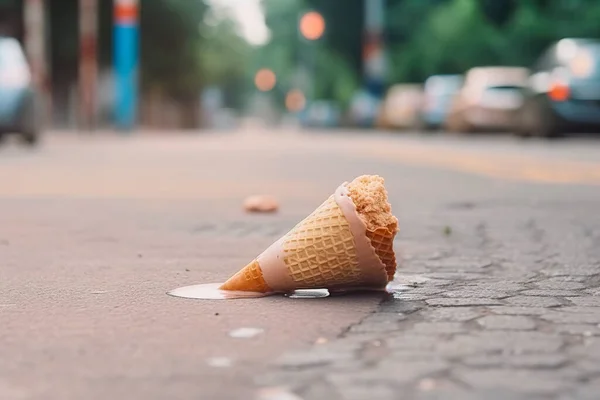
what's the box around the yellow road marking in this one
[360,144,600,185]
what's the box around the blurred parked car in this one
[445,66,529,133]
[348,90,380,128]
[0,36,41,145]
[377,84,424,130]
[420,74,463,130]
[514,38,600,137]
[300,100,341,128]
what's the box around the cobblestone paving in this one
[257,201,600,399]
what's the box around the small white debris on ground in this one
[256,386,304,400]
[229,327,264,339]
[206,357,233,368]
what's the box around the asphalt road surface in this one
[1,129,600,400]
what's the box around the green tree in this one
[199,11,251,108]
[396,0,506,81]
[255,0,600,105]
[503,0,600,66]
[139,0,207,100]
[254,0,360,107]
[304,0,364,76]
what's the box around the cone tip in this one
[219,260,271,293]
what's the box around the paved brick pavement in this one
[257,180,600,400]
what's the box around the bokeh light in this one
[254,68,277,92]
[285,89,306,112]
[299,11,325,41]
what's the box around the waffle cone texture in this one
[282,195,364,288]
[220,180,398,293]
[218,259,271,292]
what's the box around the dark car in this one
[514,38,600,137]
[0,36,41,145]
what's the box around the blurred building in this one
[0,0,207,132]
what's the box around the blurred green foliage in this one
[7,0,600,110]
[251,0,362,109]
[199,13,250,109]
[139,0,207,100]
[387,0,600,83]
[256,0,600,107]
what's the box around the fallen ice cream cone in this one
[219,175,399,294]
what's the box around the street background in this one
[4,0,600,133]
[2,1,600,399]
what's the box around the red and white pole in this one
[79,0,98,131]
[24,0,49,126]
[363,0,386,98]
[113,0,140,131]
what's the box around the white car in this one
[446,66,529,133]
[377,84,424,130]
[0,36,41,145]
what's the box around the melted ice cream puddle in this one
[167,284,333,300]
[167,283,273,300]
[167,284,388,300]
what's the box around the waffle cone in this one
[220,183,393,293]
[366,228,397,281]
[281,195,363,288]
[219,259,271,292]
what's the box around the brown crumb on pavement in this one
[243,195,279,213]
